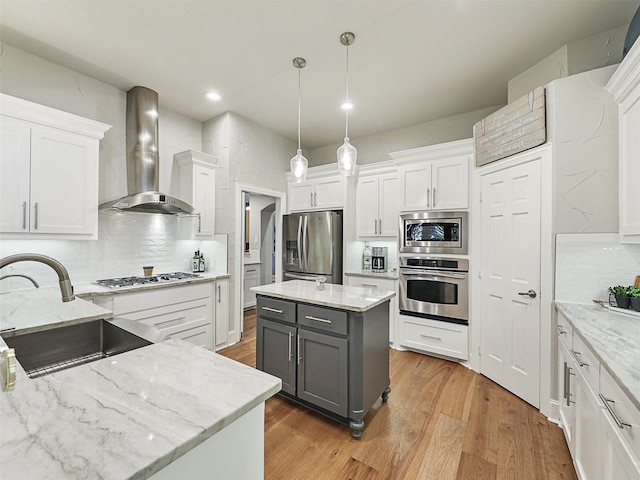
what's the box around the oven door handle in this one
[400,270,467,279]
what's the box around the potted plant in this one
[609,285,631,309]
[629,285,640,312]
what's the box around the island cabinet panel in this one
[256,294,390,439]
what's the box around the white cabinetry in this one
[287,165,345,212]
[345,275,397,343]
[94,282,215,350]
[176,150,218,238]
[356,171,399,238]
[0,94,110,239]
[214,277,231,349]
[398,314,468,360]
[390,139,472,212]
[606,39,640,243]
[243,264,261,308]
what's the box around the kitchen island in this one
[252,280,395,439]
[0,288,281,480]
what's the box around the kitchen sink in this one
[2,319,155,379]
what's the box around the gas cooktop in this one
[95,272,201,288]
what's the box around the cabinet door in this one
[600,410,640,480]
[400,163,430,211]
[356,176,378,237]
[194,164,215,237]
[557,339,576,450]
[314,176,344,209]
[243,265,260,308]
[573,370,601,480]
[297,328,348,417]
[431,155,469,210]
[0,116,31,233]
[214,278,230,347]
[378,173,400,236]
[256,318,296,395]
[288,181,313,211]
[30,125,98,235]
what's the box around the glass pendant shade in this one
[291,148,308,183]
[337,137,357,176]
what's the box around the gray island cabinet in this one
[253,280,395,439]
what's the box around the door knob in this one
[518,289,537,298]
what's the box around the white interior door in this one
[479,159,541,407]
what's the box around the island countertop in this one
[251,279,395,312]
[0,288,281,480]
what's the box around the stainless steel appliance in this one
[96,272,201,288]
[283,211,343,284]
[371,247,388,272]
[398,256,469,324]
[399,211,468,255]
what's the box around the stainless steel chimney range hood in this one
[100,86,197,216]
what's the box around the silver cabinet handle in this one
[433,187,436,207]
[217,284,221,303]
[361,283,377,288]
[3,348,16,392]
[571,349,589,367]
[379,218,382,234]
[563,362,569,400]
[557,325,567,335]
[420,334,442,341]
[314,192,317,206]
[33,202,39,230]
[288,332,293,362]
[374,219,377,235]
[310,192,313,207]
[427,188,430,208]
[518,289,537,298]
[246,269,257,273]
[566,365,575,407]
[305,315,332,324]
[297,334,301,364]
[262,306,283,314]
[154,316,186,328]
[22,201,27,230]
[197,212,202,233]
[599,394,632,429]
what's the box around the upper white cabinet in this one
[176,150,218,238]
[606,39,640,243]
[287,164,349,212]
[356,166,399,238]
[0,94,111,239]
[390,139,472,212]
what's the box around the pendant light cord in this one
[297,66,302,150]
[345,44,350,138]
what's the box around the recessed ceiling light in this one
[340,101,354,111]
[205,91,222,101]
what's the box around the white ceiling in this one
[1,1,638,149]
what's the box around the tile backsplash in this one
[555,233,640,303]
[0,211,227,292]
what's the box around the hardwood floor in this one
[218,309,577,480]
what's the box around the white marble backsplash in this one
[0,211,227,292]
[555,233,640,303]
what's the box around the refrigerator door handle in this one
[301,215,309,271]
[296,215,304,270]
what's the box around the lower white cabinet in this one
[93,282,214,350]
[243,264,261,309]
[398,314,468,360]
[345,275,397,343]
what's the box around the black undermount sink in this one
[3,319,153,379]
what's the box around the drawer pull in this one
[557,325,567,335]
[262,306,283,314]
[600,394,632,429]
[361,283,377,288]
[305,315,332,324]
[297,334,302,364]
[22,201,27,230]
[246,269,257,273]
[154,316,187,328]
[420,334,442,341]
[571,349,589,367]
[288,332,293,362]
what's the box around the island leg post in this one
[349,419,365,440]
[382,386,391,403]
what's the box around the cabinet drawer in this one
[400,316,468,360]
[556,311,573,348]
[112,283,212,315]
[571,333,599,395]
[257,296,296,324]
[600,367,640,460]
[170,323,213,349]
[298,304,348,336]
[135,303,210,333]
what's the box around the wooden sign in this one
[474,87,546,167]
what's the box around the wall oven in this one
[399,257,469,325]
[399,211,468,255]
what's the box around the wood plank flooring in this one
[218,308,577,480]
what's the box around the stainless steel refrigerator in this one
[283,210,343,284]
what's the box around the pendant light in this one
[290,57,308,183]
[337,32,357,176]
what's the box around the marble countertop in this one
[345,270,399,280]
[74,272,230,297]
[0,287,281,479]
[555,302,640,410]
[251,280,395,312]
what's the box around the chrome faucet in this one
[0,254,75,302]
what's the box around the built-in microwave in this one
[399,211,468,255]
